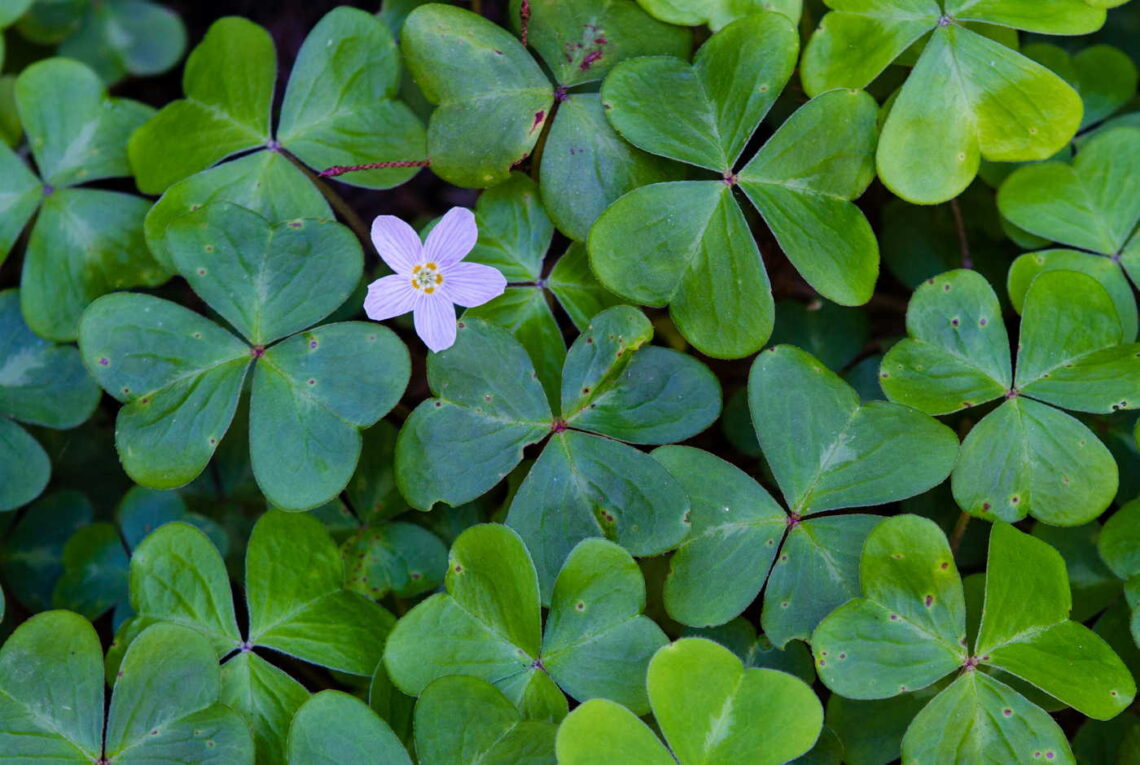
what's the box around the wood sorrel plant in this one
[0,1,1139,764]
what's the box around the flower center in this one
[411,262,444,294]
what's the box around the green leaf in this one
[762,514,881,648]
[978,523,1134,719]
[395,320,552,509]
[53,522,129,620]
[384,524,546,702]
[513,0,691,88]
[287,690,410,765]
[103,623,254,763]
[648,638,824,765]
[129,522,241,655]
[401,5,553,187]
[0,143,42,262]
[769,299,871,373]
[219,651,309,765]
[749,345,958,515]
[589,181,773,358]
[345,421,407,523]
[1025,43,1138,129]
[542,538,668,715]
[633,0,799,30]
[1007,249,1137,341]
[79,293,251,489]
[21,189,167,342]
[876,25,1083,204]
[58,0,187,83]
[900,671,1073,764]
[342,522,448,599]
[997,127,1140,255]
[826,690,937,765]
[414,676,557,764]
[129,17,276,194]
[738,89,880,306]
[0,610,104,760]
[1099,497,1140,581]
[245,511,394,675]
[952,398,1117,524]
[0,0,33,27]
[467,173,553,282]
[15,57,153,187]
[276,7,425,190]
[654,446,785,628]
[546,243,623,330]
[0,419,49,513]
[167,204,362,346]
[144,150,332,273]
[539,94,681,242]
[0,289,100,429]
[0,490,93,609]
[1015,270,1140,413]
[944,0,1106,34]
[812,515,967,699]
[507,431,690,599]
[556,697,674,765]
[601,13,797,171]
[1032,521,1121,623]
[880,269,1012,415]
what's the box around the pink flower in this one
[364,207,506,352]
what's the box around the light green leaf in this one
[21,189,166,342]
[401,5,552,187]
[15,57,152,187]
[1015,271,1140,414]
[246,511,394,675]
[648,638,824,765]
[997,127,1140,255]
[220,651,309,765]
[395,319,552,509]
[655,446,785,627]
[900,671,1073,764]
[952,398,1117,524]
[880,269,1012,415]
[945,0,1106,34]
[79,293,251,489]
[739,89,880,306]
[129,522,241,655]
[467,173,552,282]
[588,181,773,358]
[559,304,653,419]
[507,430,690,599]
[277,7,425,190]
[0,289,100,429]
[144,150,332,273]
[513,0,691,88]
[877,24,1082,204]
[1007,249,1137,341]
[749,345,958,515]
[287,690,410,765]
[0,610,103,760]
[555,698,674,765]
[129,17,276,194]
[812,515,967,699]
[601,13,797,171]
[762,514,881,648]
[104,623,254,763]
[546,243,623,330]
[542,538,667,715]
[167,204,362,346]
[414,676,557,765]
[634,0,801,29]
[384,524,547,703]
[539,94,681,242]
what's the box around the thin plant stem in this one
[950,197,973,270]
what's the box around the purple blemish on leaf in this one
[580,49,603,70]
[889,613,899,621]
[924,595,934,607]
[98,357,109,366]
[530,110,546,133]
[1002,708,1013,716]
[309,339,318,349]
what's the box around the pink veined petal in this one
[364,274,419,321]
[414,294,458,352]
[371,215,422,274]
[423,207,478,267]
[442,261,507,308]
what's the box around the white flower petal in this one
[423,207,478,267]
[442,261,507,308]
[364,274,419,321]
[414,295,457,352]
[371,215,422,274]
